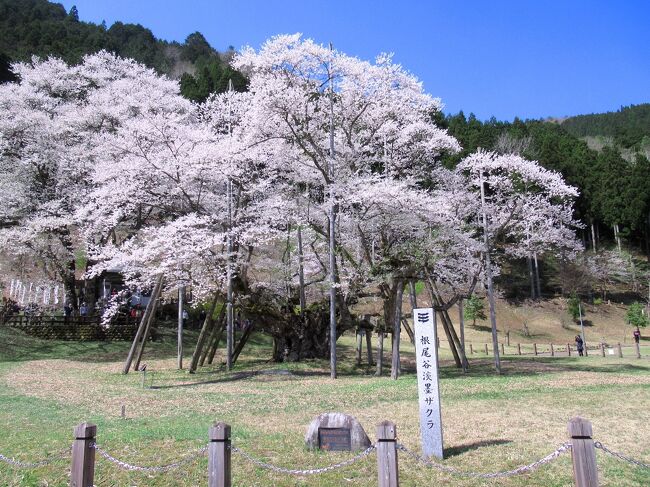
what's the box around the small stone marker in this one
[413,307,443,459]
[305,412,370,452]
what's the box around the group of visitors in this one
[573,327,642,357]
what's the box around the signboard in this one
[413,307,444,459]
[318,428,352,451]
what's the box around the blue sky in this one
[59,0,650,121]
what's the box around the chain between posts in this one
[0,447,71,468]
[594,442,650,469]
[230,444,376,475]
[93,443,208,472]
[397,442,572,478]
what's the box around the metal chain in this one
[93,443,208,472]
[594,441,650,469]
[0,447,71,468]
[397,442,571,479]
[230,444,376,475]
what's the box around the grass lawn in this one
[0,325,649,486]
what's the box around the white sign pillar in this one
[413,307,444,459]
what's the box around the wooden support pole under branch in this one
[122,274,163,375]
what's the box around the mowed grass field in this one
[0,321,649,486]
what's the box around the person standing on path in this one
[575,335,584,356]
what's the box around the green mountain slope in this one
[561,104,650,151]
[0,0,246,100]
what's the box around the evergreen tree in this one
[464,295,487,327]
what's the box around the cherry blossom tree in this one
[231,33,459,377]
[0,52,174,307]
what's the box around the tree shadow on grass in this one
[445,439,512,458]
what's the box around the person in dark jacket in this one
[575,335,584,356]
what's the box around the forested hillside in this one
[561,104,650,150]
[437,112,650,259]
[0,0,247,100]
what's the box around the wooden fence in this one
[55,417,610,486]
[463,340,643,360]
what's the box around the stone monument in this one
[305,412,371,452]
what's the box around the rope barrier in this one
[2,439,647,478]
[594,441,650,469]
[230,444,376,475]
[397,442,572,478]
[93,443,208,472]
[0,447,70,468]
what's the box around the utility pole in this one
[226,79,235,371]
[479,171,502,374]
[328,42,338,379]
[578,302,585,348]
[178,286,184,369]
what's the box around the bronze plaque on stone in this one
[318,427,352,451]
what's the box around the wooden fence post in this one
[567,344,571,356]
[377,421,399,487]
[617,343,623,358]
[567,417,598,487]
[533,343,538,356]
[469,343,473,354]
[484,343,488,355]
[506,331,510,346]
[600,343,605,357]
[208,422,231,487]
[500,342,505,355]
[550,343,554,357]
[70,422,96,487]
[517,343,521,355]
